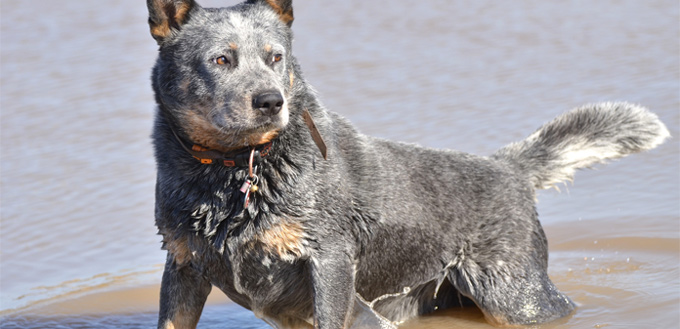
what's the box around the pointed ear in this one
[259,0,294,27]
[147,0,197,44]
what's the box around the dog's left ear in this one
[251,0,294,27]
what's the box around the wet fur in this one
[147,1,670,328]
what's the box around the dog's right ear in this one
[248,0,293,27]
[147,0,197,44]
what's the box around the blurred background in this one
[1,0,678,328]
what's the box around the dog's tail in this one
[493,102,670,190]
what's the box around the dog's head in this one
[147,0,295,151]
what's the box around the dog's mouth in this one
[183,109,285,152]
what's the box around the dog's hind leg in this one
[158,253,212,329]
[447,258,574,326]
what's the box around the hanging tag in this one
[240,179,252,193]
[243,188,251,208]
[242,156,260,209]
[240,179,252,208]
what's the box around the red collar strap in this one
[170,127,272,168]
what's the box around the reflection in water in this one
[1,0,678,328]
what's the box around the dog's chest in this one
[222,221,314,315]
[239,220,310,262]
[161,170,315,310]
[230,220,310,279]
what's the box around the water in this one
[1,0,678,328]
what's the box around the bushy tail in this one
[493,102,670,189]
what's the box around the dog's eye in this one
[214,56,229,65]
[272,54,283,64]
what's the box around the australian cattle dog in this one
[146,0,670,328]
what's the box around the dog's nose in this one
[253,92,284,116]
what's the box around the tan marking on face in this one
[248,130,279,146]
[289,70,295,88]
[229,42,238,50]
[264,44,273,52]
[185,111,226,150]
[258,221,305,258]
[184,112,280,152]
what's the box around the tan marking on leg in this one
[162,310,201,329]
[160,319,175,329]
[482,311,524,328]
[267,316,314,329]
[163,235,192,266]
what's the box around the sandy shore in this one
[17,284,231,316]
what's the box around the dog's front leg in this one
[158,253,212,329]
[310,251,355,329]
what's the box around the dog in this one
[146,0,670,328]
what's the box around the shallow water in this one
[1,0,678,328]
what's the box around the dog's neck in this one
[168,109,327,168]
[169,125,273,168]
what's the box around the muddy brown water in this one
[1,0,678,328]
